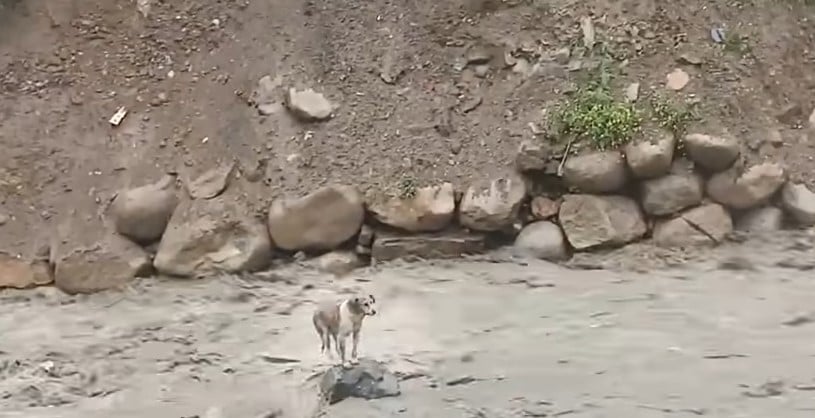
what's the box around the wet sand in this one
[2,240,815,418]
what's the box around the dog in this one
[312,294,377,367]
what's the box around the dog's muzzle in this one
[369,309,377,316]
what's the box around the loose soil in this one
[2,231,815,417]
[2,0,815,252]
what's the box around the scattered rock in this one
[311,251,362,276]
[187,163,235,199]
[0,254,52,289]
[530,196,561,220]
[284,87,334,121]
[624,82,640,102]
[776,104,803,126]
[641,170,704,216]
[111,174,179,245]
[552,47,571,64]
[368,183,455,232]
[780,182,815,226]
[683,133,740,172]
[371,232,485,262]
[562,151,627,193]
[459,172,526,231]
[251,74,284,115]
[706,162,786,210]
[54,236,152,294]
[0,213,7,226]
[466,45,492,65]
[155,198,273,277]
[653,204,733,247]
[666,68,690,90]
[736,206,784,233]
[718,255,755,271]
[513,221,569,261]
[358,225,375,247]
[624,131,676,179]
[558,194,647,250]
[515,140,548,172]
[320,359,400,404]
[676,53,702,65]
[268,185,364,251]
[809,108,815,128]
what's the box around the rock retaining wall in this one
[3,130,815,293]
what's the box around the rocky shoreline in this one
[2,126,815,293]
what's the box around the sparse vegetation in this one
[551,54,642,151]
[723,31,753,57]
[397,177,418,199]
[648,95,698,136]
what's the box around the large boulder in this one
[624,131,676,179]
[706,162,786,210]
[371,232,485,262]
[320,359,400,405]
[653,203,733,247]
[368,183,455,232]
[155,198,273,277]
[683,133,740,172]
[268,185,364,251]
[55,236,152,294]
[513,221,569,261]
[780,182,815,226]
[186,163,234,200]
[736,206,784,233]
[0,254,52,289]
[562,151,627,193]
[558,194,647,250]
[459,172,526,231]
[111,174,179,245]
[640,165,703,216]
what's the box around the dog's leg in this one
[324,331,335,360]
[350,329,360,365]
[338,335,349,368]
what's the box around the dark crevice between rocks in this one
[681,216,719,244]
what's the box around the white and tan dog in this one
[312,294,377,367]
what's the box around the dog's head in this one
[351,294,377,316]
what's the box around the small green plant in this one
[554,86,642,150]
[649,96,697,136]
[723,31,752,57]
[397,177,417,199]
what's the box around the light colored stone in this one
[641,170,704,216]
[624,131,676,179]
[562,151,627,193]
[624,82,640,102]
[780,182,815,226]
[513,221,569,261]
[371,232,485,262]
[111,174,179,245]
[736,206,784,233]
[459,172,527,231]
[368,183,455,232]
[0,213,8,226]
[683,133,740,172]
[530,196,560,220]
[187,163,234,199]
[706,162,786,210]
[55,236,152,294]
[285,87,334,121]
[809,108,815,129]
[558,194,647,250]
[653,204,733,247]
[155,198,273,277]
[666,68,690,90]
[268,185,364,251]
[0,254,52,289]
[515,140,548,172]
[311,251,362,276]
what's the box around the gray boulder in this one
[706,162,786,210]
[653,203,733,247]
[558,194,647,250]
[736,207,784,233]
[562,151,627,193]
[513,221,569,261]
[683,133,740,172]
[459,172,526,231]
[320,359,400,405]
[780,182,815,226]
[640,168,703,216]
[111,174,179,244]
[624,131,676,179]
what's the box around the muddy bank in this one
[2,234,815,417]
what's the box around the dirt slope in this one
[2,0,815,253]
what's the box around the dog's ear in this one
[369,294,375,303]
